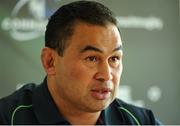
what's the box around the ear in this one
[41,47,56,75]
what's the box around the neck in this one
[47,77,101,125]
[60,108,101,125]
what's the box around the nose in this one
[95,61,113,81]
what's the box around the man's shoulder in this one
[105,98,159,125]
[0,83,37,105]
[114,98,152,114]
[0,83,37,124]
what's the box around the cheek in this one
[65,62,94,82]
[68,66,83,79]
[113,65,123,85]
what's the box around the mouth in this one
[91,88,112,100]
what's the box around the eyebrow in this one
[113,46,123,52]
[80,45,122,53]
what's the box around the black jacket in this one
[0,78,161,125]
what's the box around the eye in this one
[85,56,98,62]
[109,56,120,63]
[109,56,121,67]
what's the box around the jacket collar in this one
[104,99,125,125]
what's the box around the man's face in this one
[53,22,123,112]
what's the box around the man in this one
[0,0,161,125]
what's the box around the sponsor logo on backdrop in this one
[117,16,163,31]
[1,0,163,41]
[1,0,60,41]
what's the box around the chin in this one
[87,99,112,112]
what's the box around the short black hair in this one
[45,0,118,56]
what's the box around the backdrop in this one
[0,0,179,124]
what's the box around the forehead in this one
[65,22,122,53]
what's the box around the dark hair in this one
[45,0,118,56]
